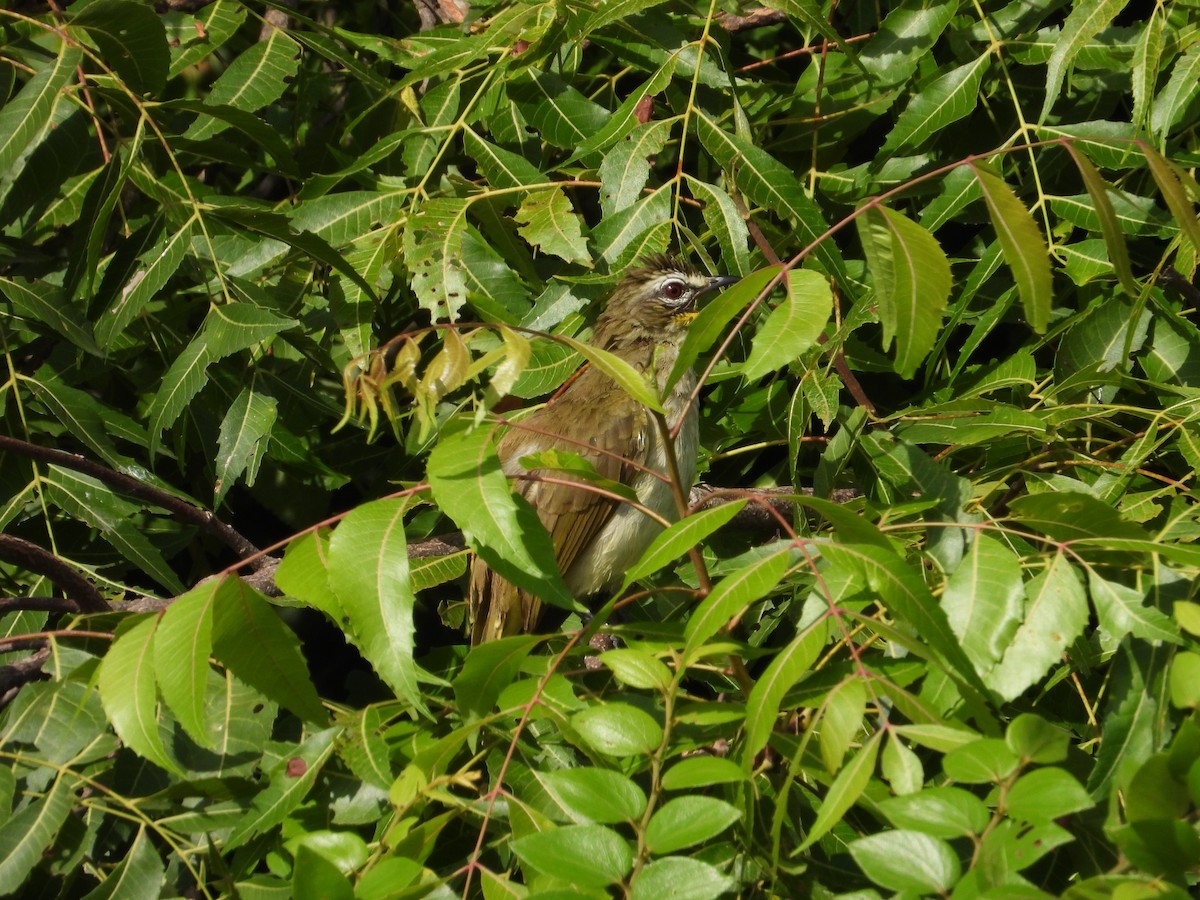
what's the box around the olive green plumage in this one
[468,256,739,644]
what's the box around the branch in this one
[0,534,110,613]
[0,435,265,569]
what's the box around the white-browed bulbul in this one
[468,255,739,644]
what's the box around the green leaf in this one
[571,703,663,757]
[878,786,990,837]
[1065,145,1138,296]
[1006,713,1071,764]
[327,498,430,713]
[1005,767,1093,823]
[631,857,735,900]
[98,614,181,773]
[819,677,867,774]
[214,383,278,505]
[426,425,573,609]
[1150,41,1200,140]
[970,164,1052,332]
[152,579,220,747]
[943,737,1020,783]
[857,204,951,378]
[515,187,590,265]
[0,278,100,356]
[669,265,783,389]
[292,845,354,900]
[509,69,612,149]
[0,776,74,893]
[987,554,1089,702]
[203,300,296,359]
[942,533,1025,677]
[683,546,791,658]
[510,824,632,888]
[554,332,665,413]
[0,43,81,177]
[849,830,962,894]
[1143,145,1200,259]
[884,53,989,152]
[1089,571,1181,646]
[688,177,752,276]
[741,269,832,380]
[599,120,673,217]
[41,466,185,594]
[224,727,340,851]
[1041,0,1129,122]
[743,620,827,766]
[661,756,747,790]
[590,185,671,265]
[94,217,194,348]
[463,127,543,189]
[185,28,300,139]
[799,730,882,850]
[539,768,647,825]
[80,827,165,900]
[404,197,470,320]
[211,577,328,723]
[694,111,843,281]
[644,796,741,855]
[622,499,746,589]
[600,648,673,692]
[454,634,542,721]
[72,0,169,96]
[146,334,213,453]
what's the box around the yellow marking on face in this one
[676,310,700,324]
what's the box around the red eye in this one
[661,280,685,301]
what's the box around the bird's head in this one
[593,254,740,347]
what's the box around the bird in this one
[468,254,740,644]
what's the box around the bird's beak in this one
[698,274,741,298]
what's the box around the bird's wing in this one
[514,375,648,578]
[469,371,649,643]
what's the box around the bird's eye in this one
[660,279,686,302]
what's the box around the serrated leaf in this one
[684,547,791,657]
[215,384,278,505]
[1150,41,1200,141]
[95,217,194,348]
[599,120,672,217]
[72,0,169,96]
[147,336,213,453]
[327,498,430,713]
[98,615,181,774]
[463,127,543,189]
[799,730,882,850]
[1041,0,1128,122]
[1065,145,1138,296]
[509,69,611,149]
[224,727,340,851]
[426,426,573,610]
[742,269,832,380]
[153,579,220,746]
[186,28,300,139]
[590,185,671,264]
[515,187,590,265]
[942,533,1025,676]
[987,554,1089,701]
[0,776,74,893]
[623,500,746,589]
[971,164,1052,332]
[1143,145,1200,259]
[857,204,951,377]
[404,197,470,320]
[884,53,989,152]
[742,619,826,766]
[0,44,81,176]
[211,577,328,723]
[695,111,843,281]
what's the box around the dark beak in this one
[698,274,741,298]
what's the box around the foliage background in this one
[1,0,1199,896]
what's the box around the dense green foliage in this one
[2,0,1200,896]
